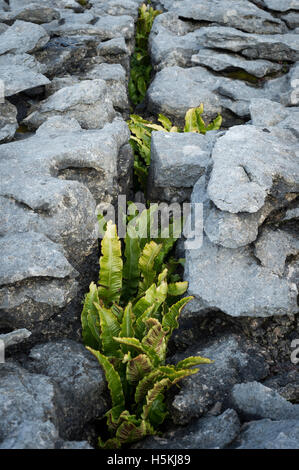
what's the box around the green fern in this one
[129,4,161,106]
[81,214,213,448]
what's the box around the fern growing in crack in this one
[81,207,213,448]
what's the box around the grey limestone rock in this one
[6,3,60,25]
[191,49,282,78]
[0,232,79,329]
[44,11,134,40]
[148,130,217,202]
[0,420,59,449]
[91,0,144,20]
[254,228,299,276]
[232,419,299,449]
[0,117,131,331]
[195,26,299,62]
[158,0,285,34]
[0,339,107,448]
[207,125,299,214]
[26,339,108,439]
[264,370,299,402]
[0,329,31,348]
[97,37,129,56]
[0,362,58,448]
[34,36,89,78]
[184,234,298,318]
[253,0,299,12]
[0,100,18,143]
[133,409,240,449]
[231,381,299,421]
[0,64,50,97]
[0,20,49,55]
[169,334,269,425]
[24,79,116,130]
[147,66,222,125]
[149,12,201,70]
[147,64,284,123]
[282,11,299,29]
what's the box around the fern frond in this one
[86,348,125,411]
[81,282,101,349]
[98,221,123,305]
[167,281,188,296]
[94,303,121,356]
[126,354,153,384]
[162,296,193,339]
[176,356,213,369]
[135,369,164,403]
[122,225,141,302]
[142,319,168,362]
[141,378,171,420]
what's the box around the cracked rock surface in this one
[0,0,298,450]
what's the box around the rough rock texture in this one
[43,11,134,40]
[230,381,299,420]
[0,67,49,99]
[147,66,223,125]
[25,339,107,440]
[232,419,299,449]
[24,79,116,130]
[183,104,299,318]
[168,334,269,425]
[0,329,31,348]
[191,49,282,78]
[0,339,106,448]
[157,0,286,34]
[194,26,299,62]
[264,370,299,402]
[1,0,298,451]
[0,100,18,142]
[0,20,49,55]
[207,125,298,214]
[253,0,299,13]
[147,130,217,202]
[0,361,58,449]
[133,409,240,449]
[147,63,299,125]
[0,117,131,333]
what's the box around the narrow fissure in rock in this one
[0,0,298,450]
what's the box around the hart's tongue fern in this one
[81,207,213,449]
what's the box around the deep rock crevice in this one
[0,0,298,450]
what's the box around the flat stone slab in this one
[231,381,299,421]
[147,66,222,123]
[0,64,50,97]
[195,26,299,62]
[253,0,299,12]
[158,0,285,34]
[191,49,282,78]
[208,125,299,214]
[147,64,283,122]
[148,130,217,202]
[233,419,299,449]
[0,232,77,286]
[133,409,240,449]
[44,11,134,40]
[24,79,116,130]
[0,20,49,55]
